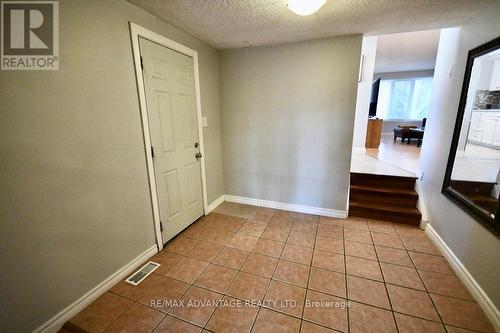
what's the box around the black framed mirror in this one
[442,36,500,236]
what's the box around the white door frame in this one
[129,22,208,250]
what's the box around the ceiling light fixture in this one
[286,0,327,16]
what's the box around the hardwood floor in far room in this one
[365,134,421,176]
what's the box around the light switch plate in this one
[202,117,208,127]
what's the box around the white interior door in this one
[139,37,204,244]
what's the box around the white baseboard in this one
[224,195,347,218]
[425,225,500,331]
[206,195,225,214]
[34,245,158,333]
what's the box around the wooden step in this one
[350,184,418,196]
[450,180,495,196]
[350,184,418,207]
[349,200,421,225]
[350,172,417,190]
[60,322,87,333]
[468,195,498,212]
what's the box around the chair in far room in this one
[393,118,426,146]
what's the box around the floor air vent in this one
[125,261,160,285]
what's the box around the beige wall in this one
[419,1,500,308]
[0,0,223,331]
[220,36,362,211]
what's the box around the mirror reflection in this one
[451,49,500,217]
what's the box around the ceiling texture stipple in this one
[128,0,496,49]
[375,29,441,73]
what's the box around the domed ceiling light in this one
[286,0,327,16]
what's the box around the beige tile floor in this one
[213,202,259,220]
[63,206,494,333]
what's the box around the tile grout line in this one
[165,239,222,329]
[100,295,137,333]
[341,219,351,333]
[148,310,167,333]
[200,214,258,332]
[396,224,473,330]
[233,212,278,331]
[368,222,400,333]
[408,243,448,331]
[398,226,480,331]
[194,210,305,332]
[161,214,252,330]
[248,211,291,332]
[298,214,319,332]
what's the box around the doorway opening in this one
[348,30,440,225]
[351,30,440,177]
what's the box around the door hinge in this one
[160,221,163,232]
[151,146,154,158]
[140,56,144,70]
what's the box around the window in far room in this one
[376,77,433,120]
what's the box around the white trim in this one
[224,195,347,218]
[34,245,158,333]
[129,23,208,249]
[358,54,364,82]
[425,225,500,331]
[414,178,428,230]
[206,195,225,214]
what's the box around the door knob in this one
[195,152,202,160]
[194,142,199,148]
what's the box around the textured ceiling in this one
[128,0,495,49]
[375,30,440,73]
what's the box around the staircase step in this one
[60,322,88,333]
[350,192,418,208]
[349,200,421,225]
[450,180,495,196]
[351,172,417,190]
[468,195,498,212]
[350,184,418,197]
[350,184,418,208]
[350,200,421,214]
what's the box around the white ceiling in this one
[128,0,495,49]
[374,30,441,73]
